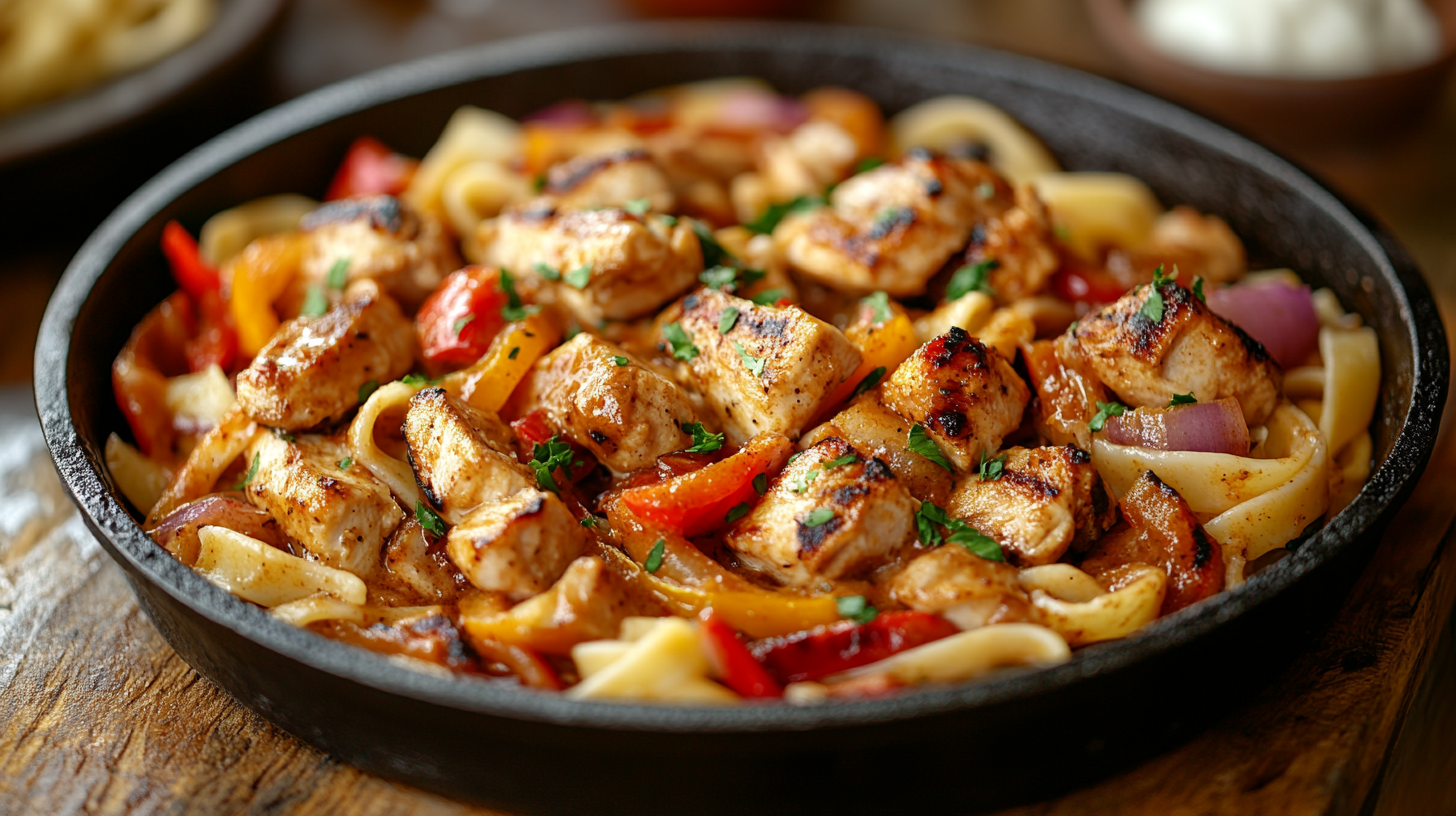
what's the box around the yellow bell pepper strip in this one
[812,302,919,424]
[227,234,305,356]
[441,310,562,414]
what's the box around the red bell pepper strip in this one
[750,611,960,684]
[698,610,782,698]
[325,136,419,201]
[1050,262,1128,307]
[161,221,220,299]
[161,221,238,372]
[112,292,196,459]
[618,432,793,538]
[416,266,509,369]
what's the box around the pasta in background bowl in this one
[34,24,1447,816]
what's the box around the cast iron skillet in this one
[34,22,1449,816]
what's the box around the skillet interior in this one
[34,21,1447,815]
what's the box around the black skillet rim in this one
[34,20,1449,734]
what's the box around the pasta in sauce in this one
[107,80,1379,704]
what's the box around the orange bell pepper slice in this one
[228,234,305,356]
[618,433,793,539]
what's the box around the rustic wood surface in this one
[2,1,1455,814]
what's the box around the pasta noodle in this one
[195,526,367,608]
[405,106,523,225]
[825,624,1072,685]
[888,96,1061,184]
[1032,173,1163,261]
[1028,565,1167,646]
[346,381,426,511]
[200,195,319,268]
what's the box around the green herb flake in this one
[661,215,678,227]
[509,347,521,360]
[836,595,878,624]
[338,457,352,470]
[915,501,950,547]
[855,157,885,175]
[232,453,260,491]
[849,366,887,401]
[357,379,379,404]
[564,265,592,290]
[580,517,599,528]
[791,467,820,494]
[1068,320,1079,334]
[564,325,582,341]
[976,181,995,200]
[301,286,329,318]
[700,265,739,290]
[530,434,576,493]
[644,539,666,573]
[1170,392,1198,407]
[682,422,725,454]
[693,221,734,268]
[725,502,751,524]
[734,341,767,378]
[624,197,651,216]
[946,259,1000,301]
[1192,276,1206,303]
[824,453,859,470]
[532,174,546,192]
[948,525,1005,561]
[719,306,740,334]
[861,291,892,324]
[1151,264,1177,287]
[415,501,446,537]
[1140,288,1165,323]
[753,473,769,495]
[803,507,836,527]
[750,288,788,306]
[453,313,476,336]
[1089,400,1126,432]
[533,261,561,281]
[745,194,824,235]
[907,424,952,471]
[272,427,294,442]
[978,449,1007,481]
[326,257,351,290]
[663,322,699,362]
[499,268,533,321]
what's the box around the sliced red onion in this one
[522,99,597,127]
[150,495,286,565]
[1104,398,1251,455]
[1205,281,1319,369]
[714,90,808,133]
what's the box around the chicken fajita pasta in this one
[107,80,1380,704]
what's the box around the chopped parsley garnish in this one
[1068,320,1079,334]
[849,366,887,400]
[661,215,678,226]
[402,373,440,387]
[978,449,1007,481]
[749,288,787,306]
[791,467,820,494]
[725,502,751,524]
[612,355,628,366]
[914,501,1005,560]
[232,453,260,491]
[1152,264,1177,287]
[719,306,739,334]
[272,427,294,442]
[1089,400,1126,432]
[744,194,824,235]
[803,507,836,527]
[624,197,651,216]
[682,422,724,454]
[499,268,533,321]
[976,181,995,200]
[663,322,699,362]
[644,539,665,573]
[693,221,734,268]
[907,424,952,471]
[855,157,885,174]
[564,265,592,289]
[946,259,999,301]
[532,174,546,192]
[357,380,379,404]
[580,517,599,528]
[533,261,561,281]
[326,257,350,290]
[700,265,766,292]
[1170,392,1198,407]
[1192,276,1206,303]
[530,434,577,493]
[1141,265,1175,323]
[453,313,475,336]
[861,291,892,324]
[564,324,582,341]
[301,286,329,318]
[824,453,859,470]
[836,595,878,624]
[734,341,766,377]
[752,473,768,495]
[415,501,446,537]
[509,347,521,360]
[338,457,352,470]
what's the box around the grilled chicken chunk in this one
[776,151,1006,296]
[942,184,1060,303]
[516,333,699,473]
[403,387,533,524]
[672,288,861,444]
[297,195,459,309]
[1072,279,1282,427]
[887,545,1032,630]
[947,445,1117,566]
[542,149,675,213]
[382,519,469,604]
[724,437,914,587]
[242,432,404,577]
[880,327,1031,472]
[475,205,701,324]
[803,394,955,506]
[236,281,415,431]
[447,488,586,600]
[1023,333,1109,451]
[757,120,860,201]
[1082,470,1225,614]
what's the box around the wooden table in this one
[2,1,1454,813]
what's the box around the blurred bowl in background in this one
[1087,0,1456,152]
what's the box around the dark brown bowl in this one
[1087,0,1456,151]
[33,22,1448,816]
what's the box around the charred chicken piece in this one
[403,387,533,524]
[887,545,1032,630]
[446,488,587,601]
[297,194,460,309]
